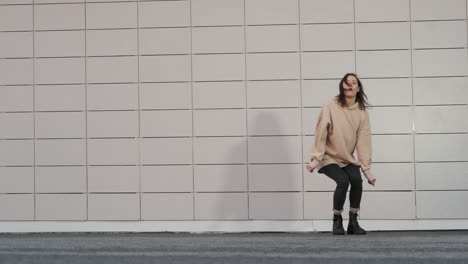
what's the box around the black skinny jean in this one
[319,163,363,213]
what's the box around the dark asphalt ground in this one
[0,231,467,263]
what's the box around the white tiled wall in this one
[0,0,467,224]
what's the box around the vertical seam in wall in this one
[353,0,358,218]
[297,0,304,220]
[353,0,357,74]
[84,0,88,221]
[136,0,141,221]
[243,0,249,220]
[189,0,195,220]
[32,0,36,220]
[409,0,417,219]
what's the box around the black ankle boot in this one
[347,212,366,235]
[332,214,345,235]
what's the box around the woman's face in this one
[343,75,360,97]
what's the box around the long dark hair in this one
[336,73,370,110]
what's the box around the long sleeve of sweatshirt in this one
[310,103,331,162]
[356,110,372,172]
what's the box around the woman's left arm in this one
[356,110,372,174]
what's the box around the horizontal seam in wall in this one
[1,19,466,32]
[6,191,461,194]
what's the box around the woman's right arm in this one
[309,103,332,163]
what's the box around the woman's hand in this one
[306,159,320,173]
[363,170,376,186]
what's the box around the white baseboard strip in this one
[0,220,467,233]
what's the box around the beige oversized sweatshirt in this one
[310,98,372,173]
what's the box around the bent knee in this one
[350,177,363,187]
[336,179,350,189]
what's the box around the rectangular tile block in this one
[194,165,247,192]
[35,166,86,193]
[249,164,302,191]
[0,167,34,193]
[141,193,193,220]
[35,139,86,166]
[87,138,139,165]
[416,162,468,190]
[88,166,139,193]
[141,165,193,192]
[195,193,248,220]
[249,192,303,220]
[417,191,468,219]
[88,193,140,220]
[194,137,246,164]
[36,194,86,220]
[0,194,34,220]
[141,138,192,165]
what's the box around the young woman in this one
[306,73,376,235]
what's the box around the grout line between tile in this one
[243,0,250,220]
[136,0,142,221]
[409,0,418,219]
[297,0,305,220]
[189,0,196,220]
[32,0,36,221]
[84,0,89,221]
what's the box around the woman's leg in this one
[320,164,350,214]
[342,164,363,212]
[342,164,366,235]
